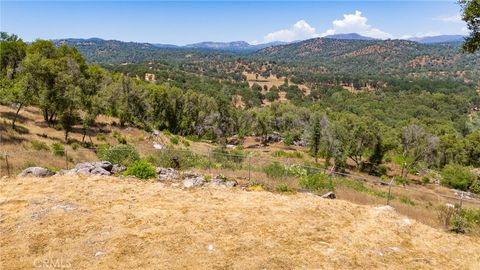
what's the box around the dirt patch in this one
[1,175,479,269]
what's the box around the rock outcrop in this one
[18,167,55,177]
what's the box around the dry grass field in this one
[1,175,479,269]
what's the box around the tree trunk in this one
[12,103,23,129]
[82,127,86,143]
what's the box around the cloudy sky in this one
[0,1,468,45]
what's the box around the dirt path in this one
[1,175,479,269]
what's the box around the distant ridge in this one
[324,33,377,41]
[408,35,465,44]
[185,40,290,51]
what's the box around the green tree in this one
[460,0,480,52]
[441,163,475,191]
[307,113,331,163]
[400,125,439,179]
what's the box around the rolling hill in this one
[255,37,480,81]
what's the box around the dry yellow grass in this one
[1,175,479,269]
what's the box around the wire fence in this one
[1,145,479,211]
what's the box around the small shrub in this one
[96,133,107,141]
[299,173,335,192]
[264,161,287,179]
[247,184,265,192]
[283,131,301,146]
[112,130,121,138]
[181,139,190,147]
[450,213,469,233]
[185,135,200,142]
[112,130,127,144]
[117,136,127,144]
[97,144,140,166]
[71,142,80,151]
[394,176,409,186]
[441,164,474,191]
[123,160,156,179]
[170,136,179,145]
[51,143,65,156]
[421,176,430,185]
[437,204,456,228]
[377,164,387,175]
[399,196,415,206]
[272,150,303,159]
[275,184,295,193]
[470,181,480,194]
[287,164,307,177]
[31,140,49,151]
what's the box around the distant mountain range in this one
[323,33,465,43]
[406,35,465,44]
[184,41,289,51]
[53,33,466,55]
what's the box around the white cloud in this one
[261,20,319,43]
[321,10,392,39]
[434,15,462,23]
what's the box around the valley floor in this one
[1,175,479,269]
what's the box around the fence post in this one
[5,152,10,177]
[386,177,394,205]
[65,146,68,170]
[458,191,464,210]
[208,149,212,175]
[248,153,252,182]
[284,158,289,182]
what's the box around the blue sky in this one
[0,1,468,45]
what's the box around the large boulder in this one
[18,167,55,177]
[93,161,113,171]
[69,161,114,176]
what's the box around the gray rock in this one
[75,162,95,171]
[321,191,336,199]
[156,167,179,181]
[90,167,111,176]
[54,170,69,176]
[111,164,127,174]
[93,161,113,171]
[76,168,91,175]
[210,174,237,188]
[18,167,55,177]
[183,176,205,188]
[293,139,307,147]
